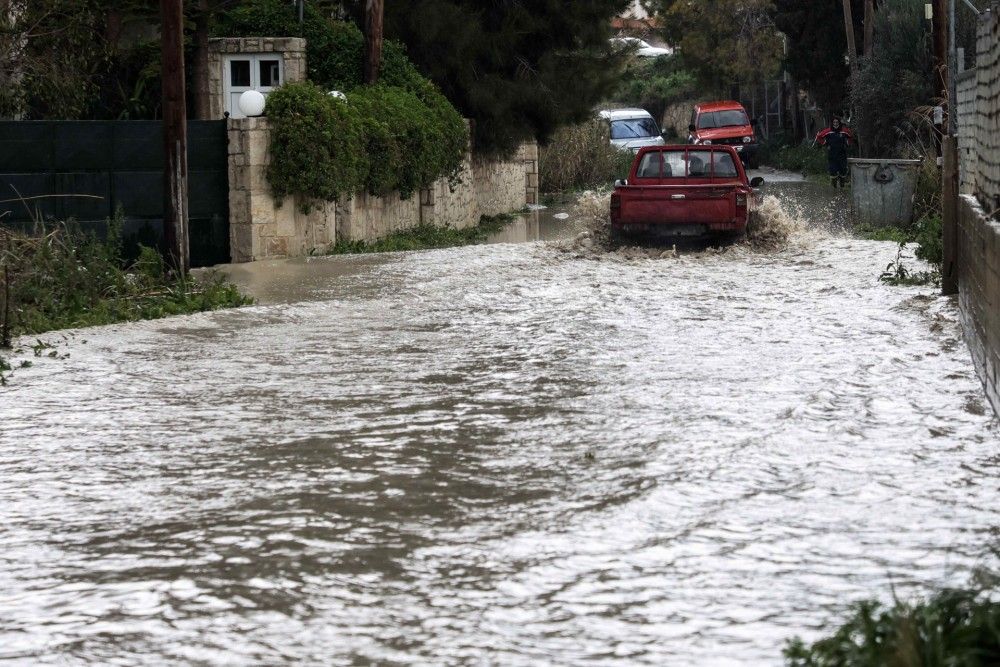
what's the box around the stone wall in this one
[473,142,539,217]
[206,38,307,120]
[228,117,537,261]
[966,8,1000,211]
[956,70,977,194]
[228,117,335,261]
[954,4,1000,416]
[958,194,1000,413]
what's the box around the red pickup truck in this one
[610,145,764,242]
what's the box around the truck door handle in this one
[671,194,686,200]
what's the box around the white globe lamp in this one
[238,90,267,117]
[328,90,347,101]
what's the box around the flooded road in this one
[1,180,998,665]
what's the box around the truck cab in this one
[687,101,759,169]
[610,145,764,241]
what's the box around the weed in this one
[540,121,635,193]
[328,212,521,255]
[0,221,252,343]
[879,242,940,286]
[760,139,830,176]
[854,224,914,243]
[784,587,1000,666]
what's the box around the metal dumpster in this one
[848,158,923,227]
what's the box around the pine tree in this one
[378,0,631,155]
[652,0,782,88]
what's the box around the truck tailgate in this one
[619,185,736,225]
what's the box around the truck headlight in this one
[702,139,712,145]
[743,136,752,143]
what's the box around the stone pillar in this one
[206,37,308,120]
[228,117,335,262]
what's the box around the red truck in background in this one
[610,145,764,242]
[687,100,759,168]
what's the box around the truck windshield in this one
[697,110,750,129]
[611,118,660,139]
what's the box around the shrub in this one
[759,139,829,176]
[785,588,1000,666]
[539,121,634,193]
[850,0,935,158]
[611,57,698,123]
[0,219,250,343]
[218,0,467,203]
[914,214,943,265]
[264,81,368,204]
[348,85,465,198]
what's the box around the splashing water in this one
[746,194,811,251]
[551,190,821,259]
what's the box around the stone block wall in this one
[206,38,307,120]
[952,6,1000,416]
[956,70,978,194]
[958,194,1000,413]
[472,142,538,218]
[228,117,335,262]
[968,9,1000,211]
[227,117,537,260]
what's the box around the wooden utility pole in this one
[191,0,212,120]
[364,0,384,84]
[863,0,875,57]
[941,0,959,296]
[842,0,859,79]
[933,0,949,101]
[160,0,189,273]
[942,135,959,295]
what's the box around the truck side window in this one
[687,150,712,177]
[636,152,663,178]
[712,152,738,178]
[664,152,685,178]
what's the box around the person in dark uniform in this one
[816,117,852,188]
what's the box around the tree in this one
[0,0,164,119]
[652,0,783,87]
[373,0,630,155]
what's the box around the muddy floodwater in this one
[2,178,998,665]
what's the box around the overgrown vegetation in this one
[328,213,521,254]
[610,55,698,127]
[540,122,634,194]
[0,220,251,367]
[784,587,1000,666]
[851,0,935,159]
[220,0,466,205]
[759,136,830,176]
[853,157,944,286]
[653,0,782,85]
[375,0,630,155]
[0,1,163,120]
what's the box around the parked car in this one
[598,108,666,153]
[687,101,759,169]
[610,145,764,242]
[609,37,674,58]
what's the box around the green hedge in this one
[218,0,467,203]
[266,82,466,203]
[264,82,367,203]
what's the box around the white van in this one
[598,108,666,152]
